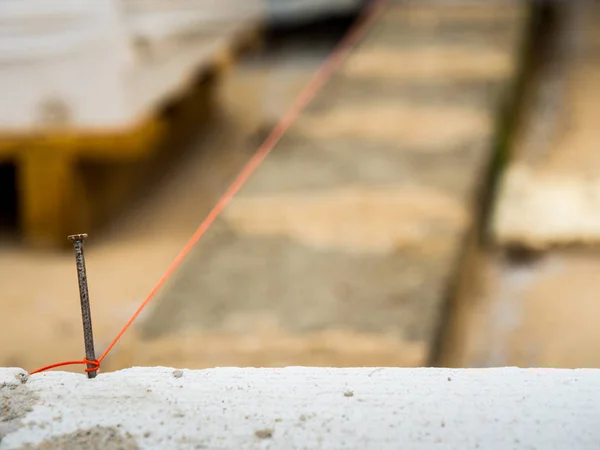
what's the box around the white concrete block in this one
[1,367,599,449]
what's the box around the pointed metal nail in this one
[68,233,97,379]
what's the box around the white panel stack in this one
[0,0,263,133]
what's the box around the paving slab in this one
[439,3,600,371]
[492,3,600,248]
[121,1,528,369]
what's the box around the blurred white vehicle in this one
[267,0,365,25]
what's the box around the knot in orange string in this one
[84,359,100,373]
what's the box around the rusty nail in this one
[68,233,97,379]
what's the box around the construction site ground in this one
[0,15,363,372]
[2,2,600,374]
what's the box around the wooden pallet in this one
[0,25,261,248]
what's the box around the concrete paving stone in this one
[492,2,600,248]
[127,1,528,369]
[1,367,599,450]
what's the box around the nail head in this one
[68,233,88,242]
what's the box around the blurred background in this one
[0,0,598,373]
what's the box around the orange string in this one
[30,0,386,377]
[30,359,99,375]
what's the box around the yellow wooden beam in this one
[0,117,165,163]
[17,147,79,247]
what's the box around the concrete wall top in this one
[1,367,599,449]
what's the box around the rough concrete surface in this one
[2,366,600,450]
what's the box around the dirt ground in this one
[442,3,600,369]
[0,17,356,373]
[0,4,507,372]
[2,3,599,374]
[440,246,600,369]
[439,2,600,369]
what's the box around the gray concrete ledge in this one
[1,367,600,449]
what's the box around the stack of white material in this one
[125,0,263,39]
[0,0,262,133]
